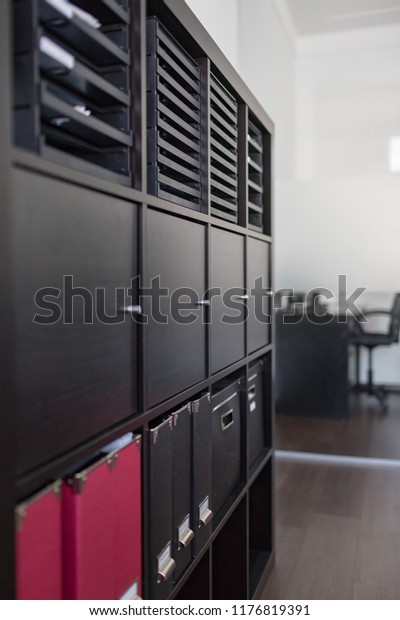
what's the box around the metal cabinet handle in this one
[221,408,234,431]
[199,507,213,527]
[195,300,210,306]
[118,305,142,314]
[179,528,194,548]
[157,557,176,582]
[248,386,256,400]
[232,294,249,301]
[50,116,71,127]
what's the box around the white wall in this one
[237,0,296,182]
[281,27,400,382]
[185,0,239,69]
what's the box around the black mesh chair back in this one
[351,292,400,412]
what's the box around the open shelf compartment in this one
[13,0,132,184]
[146,16,201,211]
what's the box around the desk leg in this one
[355,345,360,387]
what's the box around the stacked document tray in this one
[247,118,264,230]
[147,17,201,210]
[210,73,238,223]
[13,0,132,184]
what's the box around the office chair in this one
[350,293,400,412]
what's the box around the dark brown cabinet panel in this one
[247,237,271,354]
[14,169,138,475]
[210,227,245,374]
[174,551,211,600]
[144,209,207,407]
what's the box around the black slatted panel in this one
[147,17,201,211]
[247,118,263,231]
[210,73,238,223]
[13,0,132,185]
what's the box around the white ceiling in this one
[283,0,400,36]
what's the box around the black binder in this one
[212,380,242,516]
[248,360,266,467]
[191,393,213,556]
[148,416,175,599]
[171,403,193,581]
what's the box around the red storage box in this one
[63,435,142,600]
[16,481,63,600]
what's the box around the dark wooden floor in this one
[276,393,400,459]
[261,456,400,599]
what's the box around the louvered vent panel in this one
[210,73,238,223]
[13,0,132,185]
[247,119,264,231]
[147,17,201,211]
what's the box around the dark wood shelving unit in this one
[1,0,275,600]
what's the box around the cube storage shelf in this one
[13,0,133,185]
[1,0,275,601]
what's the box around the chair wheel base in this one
[350,383,389,413]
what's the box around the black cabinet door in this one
[247,237,271,353]
[210,227,245,374]
[144,209,207,407]
[14,169,138,476]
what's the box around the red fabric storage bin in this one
[63,436,142,600]
[16,481,63,600]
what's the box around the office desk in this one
[275,311,349,419]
